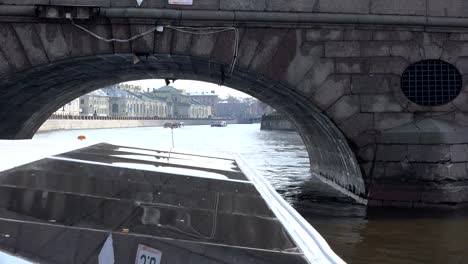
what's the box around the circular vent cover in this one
[401,60,462,106]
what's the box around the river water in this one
[34,124,468,264]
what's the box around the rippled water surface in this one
[34,124,468,264]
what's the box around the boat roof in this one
[0,141,344,264]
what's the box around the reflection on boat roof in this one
[116,147,235,165]
[111,162,230,180]
[112,154,238,173]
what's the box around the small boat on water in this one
[163,121,184,128]
[211,121,227,127]
[0,141,345,264]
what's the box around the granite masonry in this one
[2,0,468,207]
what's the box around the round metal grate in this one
[401,60,462,106]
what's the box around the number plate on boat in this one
[135,244,162,264]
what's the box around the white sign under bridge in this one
[137,0,193,6]
[168,0,193,5]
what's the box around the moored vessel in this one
[163,121,184,128]
[0,141,344,264]
[210,121,227,127]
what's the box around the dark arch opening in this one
[0,54,365,200]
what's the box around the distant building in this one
[54,98,80,116]
[216,100,248,119]
[102,87,167,117]
[215,97,274,119]
[246,99,275,117]
[189,91,219,115]
[149,86,191,118]
[80,90,110,116]
[59,85,214,119]
[190,99,212,118]
[131,91,168,118]
[117,83,142,93]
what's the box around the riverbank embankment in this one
[38,117,237,132]
[260,114,295,131]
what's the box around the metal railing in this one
[48,114,220,121]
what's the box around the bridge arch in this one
[0,52,365,200]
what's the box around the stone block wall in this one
[4,0,468,19]
[260,114,295,131]
[293,27,468,207]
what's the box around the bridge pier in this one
[361,119,468,207]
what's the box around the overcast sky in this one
[123,79,252,99]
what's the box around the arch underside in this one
[0,54,366,199]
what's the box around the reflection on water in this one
[34,124,468,264]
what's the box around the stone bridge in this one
[2,0,468,207]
